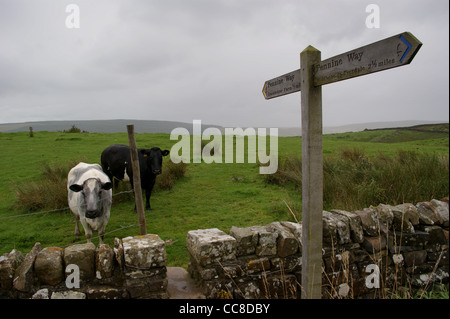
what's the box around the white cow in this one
[67,162,113,244]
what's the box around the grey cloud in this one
[0,0,448,127]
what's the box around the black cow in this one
[100,144,170,211]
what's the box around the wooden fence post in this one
[127,124,147,235]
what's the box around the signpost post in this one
[262,32,422,299]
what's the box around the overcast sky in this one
[0,0,448,128]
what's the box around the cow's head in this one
[140,147,170,175]
[69,178,113,219]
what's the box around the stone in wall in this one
[403,250,428,267]
[372,204,394,233]
[240,256,271,274]
[13,242,41,292]
[280,221,303,252]
[421,225,447,247]
[263,274,298,299]
[271,255,302,274]
[33,289,88,299]
[186,228,236,267]
[410,268,449,288]
[51,290,86,299]
[85,286,129,299]
[417,201,442,225]
[114,237,125,271]
[64,243,96,282]
[322,212,338,244]
[122,234,167,269]
[268,222,299,257]
[251,226,278,257]
[31,288,87,299]
[124,272,168,299]
[389,203,420,233]
[230,226,258,256]
[431,199,449,227]
[323,211,351,245]
[121,234,168,299]
[353,208,380,237]
[95,244,115,280]
[0,249,24,291]
[31,288,50,299]
[363,235,387,253]
[331,210,364,244]
[34,247,64,286]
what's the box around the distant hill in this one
[0,119,223,135]
[260,120,449,136]
[0,119,447,136]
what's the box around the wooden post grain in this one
[300,46,323,299]
[127,124,147,235]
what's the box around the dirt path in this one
[167,267,205,299]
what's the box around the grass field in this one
[0,124,448,268]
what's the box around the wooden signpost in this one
[262,32,422,299]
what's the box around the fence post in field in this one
[127,124,147,235]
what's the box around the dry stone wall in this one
[1,198,448,299]
[0,234,168,299]
[187,198,449,299]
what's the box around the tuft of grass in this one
[15,161,79,212]
[265,149,449,211]
[14,158,187,212]
[416,284,449,299]
[263,156,302,187]
[155,160,187,191]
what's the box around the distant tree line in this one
[63,125,88,133]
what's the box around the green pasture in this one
[0,125,448,267]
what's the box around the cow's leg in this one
[145,180,156,211]
[98,230,105,245]
[113,177,120,190]
[80,219,92,243]
[74,215,81,237]
[85,231,92,243]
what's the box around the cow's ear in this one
[69,184,84,192]
[102,182,113,191]
[162,150,170,156]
